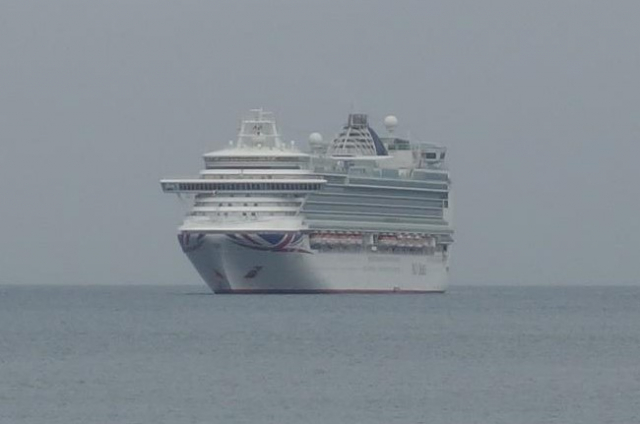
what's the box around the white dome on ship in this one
[308,132,323,144]
[384,115,398,133]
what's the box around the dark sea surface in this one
[0,285,638,424]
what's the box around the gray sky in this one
[1,0,638,286]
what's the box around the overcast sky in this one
[1,0,638,286]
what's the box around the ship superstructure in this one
[161,109,453,293]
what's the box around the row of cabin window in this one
[190,211,297,217]
[194,202,300,207]
[421,152,446,160]
[178,183,321,191]
[195,193,297,199]
[206,175,316,180]
[204,156,307,162]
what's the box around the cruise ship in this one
[161,109,453,293]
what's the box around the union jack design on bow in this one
[177,232,205,252]
[226,233,311,253]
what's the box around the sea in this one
[1,285,638,424]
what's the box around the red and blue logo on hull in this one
[226,233,311,253]
[177,232,205,252]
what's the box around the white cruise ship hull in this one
[162,110,454,294]
[182,234,448,293]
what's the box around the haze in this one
[1,0,638,286]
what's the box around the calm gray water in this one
[1,285,638,424]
